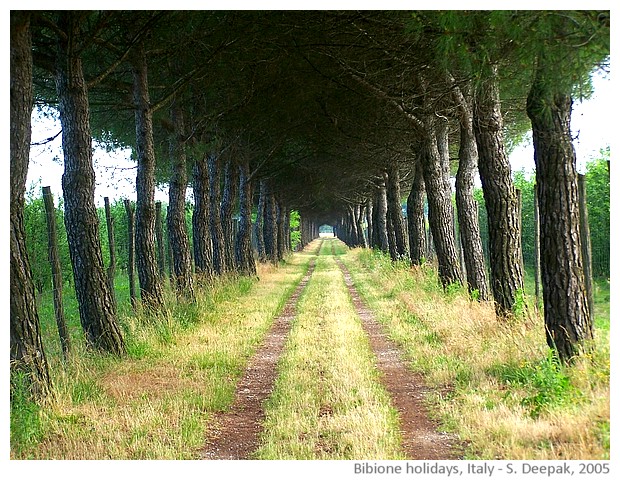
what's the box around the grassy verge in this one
[340,246,610,460]
[255,239,403,459]
[10,246,316,459]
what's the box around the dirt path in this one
[203,243,321,459]
[203,239,458,460]
[332,245,459,459]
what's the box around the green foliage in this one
[444,281,466,299]
[511,288,527,318]
[584,151,610,277]
[24,184,73,293]
[10,371,44,456]
[290,210,301,250]
[475,151,610,279]
[491,351,581,418]
[512,170,536,274]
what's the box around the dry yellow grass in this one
[341,247,610,460]
[13,246,317,459]
[255,242,403,459]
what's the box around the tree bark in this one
[131,43,164,309]
[474,65,524,315]
[221,157,239,273]
[386,163,408,259]
[208,154,227,275]
[167,100,195,299]
[420,119,462,287]
[407,158,426,266]
[345,204,359,247]
[284,208,292,252]
[10,11,51,398]
[276,199,286,261]
[235,158,257,276]
[254,180,267,262]
[527,63,593,361]
[300,216,310,248]
[355,204,367,248]
[452,81,490,300]
[55,12,124,354]
[43,186,71,360]
[124,199,137,308]
[192,153,214,279]
[374,181,389,252]
[263,183,279,263]
[365,198,373,248]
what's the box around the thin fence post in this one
[534,183,541,309]
[578,174,595,318]
[104,197,117,307]
[124,199,137,308]
[42,186,71,359]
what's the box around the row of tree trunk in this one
[336,65,594,364]
[10,13,314,398]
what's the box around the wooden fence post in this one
[104,197,116,306]
[534,183,541,308]
[578,174,594,318]
[124,199,137,308]
[42,186,71,359]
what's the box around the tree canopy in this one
[25,10,607,225]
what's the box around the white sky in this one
[26,72,612,207]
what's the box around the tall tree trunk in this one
[474,65,524,315]
[386,163,408,259]
[526,62,592,362]
[192,153,214,279]
[104,197,117,304]
[208,154,226,275]
[365,198,373,248]
[124,200,137,308]
[355,204,367,248]
[345,204,358,247]
[43,186,71,360]
[300,217,310,248]
[167,100,195,299]
[235,158,257,276]
[155,201,166,279]
[375,181,390,252]
[221,157,238,272]
[284,208,292,252]
[254,180,267,262]
[452,80,490,300]
[420,120,462,287]
[276,198,286,261]
[407,158,426,265]
[10,11,51,397]
[131,43,164,309]
[55,12,124,354]
[263,183,279,263]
